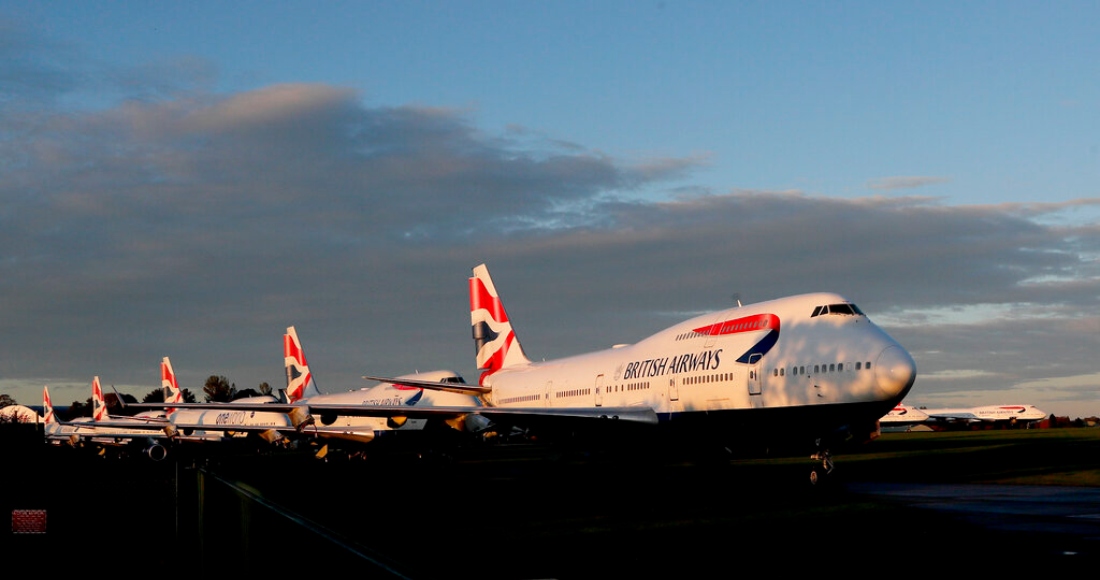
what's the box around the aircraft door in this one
[747,353,763,408]
[545,382,552,407]
[669,377,679,401]
[594,375,604,407]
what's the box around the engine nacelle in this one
[143,443,169,462]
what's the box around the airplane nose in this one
[875,345,917,399]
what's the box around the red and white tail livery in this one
[161,357,184,413]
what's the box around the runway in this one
[845,481,1100,560]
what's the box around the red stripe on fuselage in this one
[692,313,780,336]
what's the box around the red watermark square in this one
[12,509,47,534]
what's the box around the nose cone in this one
[875,345,917,400]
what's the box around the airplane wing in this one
[65,419,174,432]
[125,402,301,413]
[303,403,660,425]
[360,374,492,396]
[925,411,981,422]
[124,398,660,433]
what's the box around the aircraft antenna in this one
[732,293,742,307]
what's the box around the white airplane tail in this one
[161,357,183,412]
[284,326,323,403]
[469,263,530,380]
[91,376,108,421]
[42,386,57,425]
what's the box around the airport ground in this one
[4,426,1100,576]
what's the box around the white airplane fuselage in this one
[926,404,1048,423]
[300,373,484,443]
[171,396,294,439]
[481,292,915,446]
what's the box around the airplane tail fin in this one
[42,386,56,424]
[469,263,530,380]
[91,376,108,421]
[161,357,183,413]
[284,326,323,403]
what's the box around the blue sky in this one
[1,2,1098,419]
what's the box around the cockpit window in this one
[441,376,467,384]
[811,303,864,317]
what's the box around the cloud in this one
[866,176,951,190]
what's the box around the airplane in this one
[40,379,177,460]
[878,403,931,431]
[281,325,489,451]
[903,404,1048,429]
[350,262,919,483]
[0,404,43,424]
[42,385,87,446]
[126,330,488,458]
[116,356,308,446]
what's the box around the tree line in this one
[0,377,273,421]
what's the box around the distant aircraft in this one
[282,325,488,450]
[353,262,918,483]
[41,378,176,460]
[0,404,43,424]
[878,403,931,430]
[879,403,1047,430]
[120,357,306,446]
[127,330,488,457]
[42,385,86,446]
[924,404,1047,427]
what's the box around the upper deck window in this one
[811,303,865,317]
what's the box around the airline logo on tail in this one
[469,265,529,382]
[692,313,781,363]
[161,357,183,412]
[92,377,107,421]
[42,386,55,424]
[284,329,312,403]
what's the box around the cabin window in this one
[829,364,836,372]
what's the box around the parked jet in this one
[354,263,917,483]
[916,404,1047,429]
[41,378,176,460]
[42,385,87,446]
[282,325,487,447]
[127,331,487,456]
[0,404,42,424]
[927,404,1047,424]
[117,357,306,445]
[878,403,931,430]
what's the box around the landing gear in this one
[809,439,834,485]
